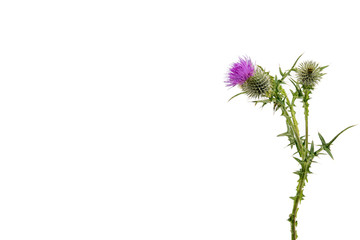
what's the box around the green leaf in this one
[228,92,246,102]
[318,132,326,146]
[293,157,305,167]
[290,90,299,107]
[282,54,304,80]
[310,141,315,157]
[328,124,357,146]
[289,78,303,97]
[277,131,291,137]
[316,125,356,159]
[324,148,334,160]
[279,66,284,76]
[253,99,271,107]
[310,141,314,152]
[318,132,334,159]
[291,53,304,70]
[319,65,329,71]
[257,65,268,74]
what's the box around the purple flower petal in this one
[225,57,255,87]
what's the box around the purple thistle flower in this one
[225,57,255,87]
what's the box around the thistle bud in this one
[241,66,272,98]
[296,61,326,88]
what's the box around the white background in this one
[0,0,359,239]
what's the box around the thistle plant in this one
[225,55,355,240]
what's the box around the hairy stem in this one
[282,107,302,154]
[290,164,307,240]
[279,88,303,156]
[304,90,310,157]
[289,89,311,240]
[285,94,302,153]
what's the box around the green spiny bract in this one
[295,60,327,88]
[241,67,272,98]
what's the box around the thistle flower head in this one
[241,66,272,98]
[296,60,326,88]
[225,57,255,87]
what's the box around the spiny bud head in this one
[241,67,272,99]
[296,60,327,88]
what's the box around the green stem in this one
[289,89,311,240]
[279,87,303,156]
[285,94,302,152]
[290,155,316,240]
[280,105,302,155]
[290,163,308,240]
[304,90,310,157]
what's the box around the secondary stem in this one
[281,106,302,155]
[279,87,303,155]
[285,94,302,151]
[304,90,310,157]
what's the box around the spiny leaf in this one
[289,78,303,97]
[290,90,299,107]
[283,53,304,80]
[291,53,304,70]
[324,148,334,160]
[319,65,329,71]
[293,170,305,176]
[228,92,246,102]
[257,65,270,74]
[280,54,303,82]
[316,125,356,159]
[318,132,334,159]
[273,103,281,112]
[279,66,284,76]
[328,124,357,146]
[277,131,291,137]
[310,141,315,157]
[293,157,305,167]
[253,99,271,107]
[318,132,326,146]
[315,152,326,156]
